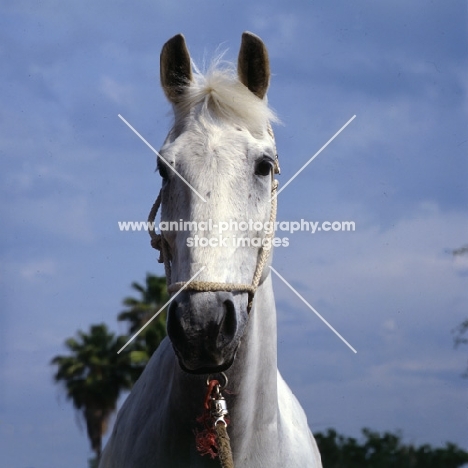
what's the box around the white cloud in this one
[19,259,57,280]
[5,194,96,243]
[100,76,135,107]
[248,10,300,51]
[453,254,468,276]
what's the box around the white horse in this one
[100,32,322,468]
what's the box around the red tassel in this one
[195,411,219,458]
[195,378,231,459]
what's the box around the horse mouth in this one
[176,354,236,375]
[172,345,237,375]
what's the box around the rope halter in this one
[148,161,279,312]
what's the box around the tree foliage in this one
[117,273,168,378]
[51,274,169,461]
[51,324,136,460]
[451,244,468,377]
[453,319,468,378]
[315,428,468,468]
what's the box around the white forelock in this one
[172,59,279,135]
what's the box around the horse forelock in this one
[171,59,279,135]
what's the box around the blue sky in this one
[1,1,467,466]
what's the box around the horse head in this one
[157,32,278,374]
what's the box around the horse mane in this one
[171,58,279,134]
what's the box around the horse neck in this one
[229,273,277,388]
[225,273,279,437]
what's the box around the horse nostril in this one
[168,299,178,316]
[167,300,184,344]
[219,299,237,343]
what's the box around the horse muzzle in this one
[167,290,248,374]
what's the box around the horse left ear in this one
[237,32,270,99]
[160,34,193,103]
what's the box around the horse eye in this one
[157,158,169,180]
[255,159,273,177]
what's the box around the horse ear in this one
[160,34,193,103]
[237,32,270,99]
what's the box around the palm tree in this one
[51,324,136,461]
[117,273,168,376]
[452,244,468,377]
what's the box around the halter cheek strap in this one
[148,179,278,313]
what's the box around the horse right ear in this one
[160,34,193,103]
[238,32,270,99]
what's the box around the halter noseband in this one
[148,164,279,312]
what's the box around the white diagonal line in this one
[274,115,356,199]
[117,267,206,354]
[269,266,357,353]
[118,114,207,202]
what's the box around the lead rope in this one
[195,374,234,468]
